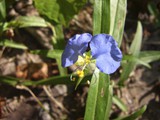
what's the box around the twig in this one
[16,85,54,118]
[43,85,68,113]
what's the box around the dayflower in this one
[62,33,92,67]
[61,33,122,75]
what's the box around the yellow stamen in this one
[76,70,84,78]
[76,55,91,66]
[85,55,91,64]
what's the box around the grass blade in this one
[0,39,28,49]
[93,0,110,34]
[113,95,127,112]
[119,21,143,86]
[110,0,127,46]
[113,105,147,120]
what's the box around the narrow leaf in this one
[0,76,19,86]
[22,74,92,86]
[113,105,147,120]
[119,21,143,85]
[129,21,143,56]
[84,69,113,120]
[110,0,127,46]
[93,0,110,34]
[0,0,6,21]
[84,68,100,120]
[4,16,48,30]
[139,51,160,63]
[0,39,28,49]
[30,49,63,59]
[113,95,127,112]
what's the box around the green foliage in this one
[0,0,6,21]
[0,39,28,49]
[22,74,92,86]
[85,0,127,119]
[119,21,142,86]
[4,16,48,30]
[119,21,160,86]
[113,105,147,120]
[93,0,110,34]
[84,68,113,120]
[53,25,65,49]
[139,51,160,63]
[85,0,113,119]
[0,76,20,86]
[110,0,127,46]
[113,95,127,112]
[33,0,87,26]
[148,1,160,26]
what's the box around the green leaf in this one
[139,51,160,63]
[119,21,143,86]
[113,95,127,112]
[34,0,60,23]
[54,25,65,49]
[0,0,6,21]
[22,74,92,86]
[129,21,143,57]
[84,68,113,120]
[34,0,86,26]
[93,0,110,34]
[122,55,151,68]
[110,0,127,46]
[0,39,28,49]
[4,16,48,30]
[75,77,84,90]
[0,76,19,86]
[113,105,147,120]
[31,49,62,58]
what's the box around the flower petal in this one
[95,53,121,74]
[62,33,92,67]
[90,34,122,74]
[62,44,78,67]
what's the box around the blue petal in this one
[90,34,122,74]
[90,34,112,58]
[95,53,121,74]
[62,33,92,67]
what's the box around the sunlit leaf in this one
[93,0,110,34]
[0,39,28,49]
[129,21,143,56]
[0,0,6,21]
[84,68,113,120]
[4,16,48,30]
[110,0,127,46]
[34,0,86,26]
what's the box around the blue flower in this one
[90,34,122,74]
[62,33,92,67]
[61,33,122,74]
